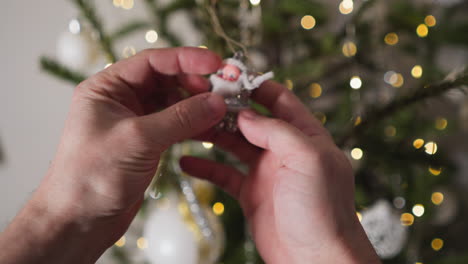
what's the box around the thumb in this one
[238,110,313,160]
[138,93,226,149]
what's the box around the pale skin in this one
[0,47,381,264]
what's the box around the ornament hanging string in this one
[206,1,250,62]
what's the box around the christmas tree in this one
[40,0,468,263]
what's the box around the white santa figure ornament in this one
[210,52,274,132]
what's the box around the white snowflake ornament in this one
[360,199,408,259]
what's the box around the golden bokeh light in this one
[391,73,404,88]
[309,83,322,98]
[136,237,148,249]
[145,30,159,44]
[198,45,208,49]
[350,76,362,89]
[385,126,397,137]
[250,0,261,6]
[212,202,225,216]
[115,236,126,247]
[412,204,425,217]
[113,0,123,7]
[417,24,429,38]
[202,142,214,149]
[435,117,448,130]
[122,46,136,58]
[285,79,294,90]
[425,15,437,27]
[314,112,327,124]
[356,212,362,222]
[339,0,354,15]
[122,0,134,9]
[301,15,316,30]
[413,139,424,149]
[411,65,423,78]
[431,192,444,205]
[429,166,442,176]
[424,142,438,155]
[431,238,444,251]
[354,116,362,126]
[351,148,363,160]
[401,213,414,226]
[342,41,357,57]
[384,32,399,45]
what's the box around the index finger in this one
[104,47,222,96]
[251,80,327,137]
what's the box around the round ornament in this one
[142,194,224,264]
[56,19,99,70]
[360,199,408,259]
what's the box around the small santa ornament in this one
[210,52,274,132]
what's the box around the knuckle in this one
[173,103,194,130]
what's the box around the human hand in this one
[0,48,226,264]
[181,81,381,263]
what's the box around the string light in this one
[212,202,225,216]
[413,139,424,149]
[350,76,362,89]
[339,0,354,14]
[354,116,362,126]
[412,204,425,217]
[301,15,316,30]
[393,197,406,209]
[113,0,123,7]
[122,46,136,58]
[431,192,444,205]
[425,15,437,27]
[145,30,159,44]
[285,79,294,90]
[314,112,327,124]
[384,72,404,88]
[202,142,214,149]
[384,33,399,45]
[250,0,261,6]
[411,65,423,78]
[68,19,81,34]
[435,117,448,130]
[429,166,442,176]
[416,24,429,38]
[431,238,444,251]
[122,0,134,10]
[351,148,363,160]
[385,126,397,137]
[342,41,357,57]
[136,237,148,249]
[309,83,322,98]
[115,236,126,247]
[424,142,438,155]
[356,212,362,222]
[401,213,414,226]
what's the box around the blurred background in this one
[1,0,468,263]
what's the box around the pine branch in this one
[109,20,151,42]
[40,57,87,85]
[73,0,117,62]
[337,73,468,147]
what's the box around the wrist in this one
[288,217,381,264]
[0,187,118,264]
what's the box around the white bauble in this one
[143,204,199,264]
[361,200,408,259]
[56,30,98,71]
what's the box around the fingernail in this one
[241,110,258,120]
